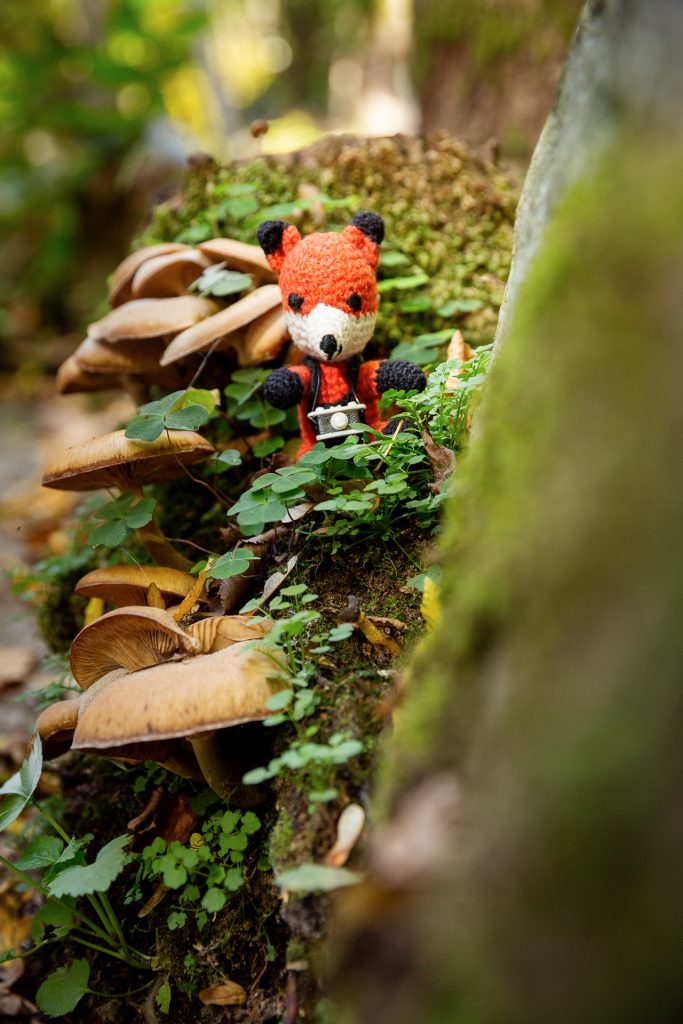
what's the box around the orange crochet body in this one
[289,360,385,457]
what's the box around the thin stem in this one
[36,805,70,844]
[70,933,146,968]
[0,852,49,896]
[98,892,130,956]
[86,981,153,999]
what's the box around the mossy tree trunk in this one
[334,4,683,1022]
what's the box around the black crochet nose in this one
[320,334,338,359]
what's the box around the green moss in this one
[344,136,683,1024]
[141,134,515,350]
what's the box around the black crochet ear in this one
[350,211,384,245]
[256,220,290,256]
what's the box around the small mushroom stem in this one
[135,520,192,571]
[189,730,268,807]
[129,485,192,571]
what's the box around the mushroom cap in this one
[36,698,81,758]
[72,642,285,748]
[55,355,117,395]
[70,606,202,689]
[41,428,214,492]
[241,306,289,366]
[131,250,210,300]
[108,243,192,307]
[74,566,198,608]
[160,285,282,366]
[187,614,269,651]
[198,238,276,280]
[88,296,218,343]
[73,336,167,375]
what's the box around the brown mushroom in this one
[131,250,211,300]
[198,238,276,281]
[35,698,81,759]
[88,296,218,344]
[70,606,203,689]
[36,685,204,780]
[75,565,198,609]
[160,285,283,366]
[108,243,192,307]
[41,429,214,569]
[72,642,286,801]
[55,355,116,395]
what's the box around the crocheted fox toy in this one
[256,212,426,459]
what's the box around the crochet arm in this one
[264,365,309,409]
[374,359,427,395]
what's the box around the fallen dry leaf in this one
[128,788,163,831]
[422,428,456,492]
[137,881,168,918]
[446,329,475,364]
[199,981,247,1006]
[357,612,401,658]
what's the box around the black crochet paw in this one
[263,367,303,409]
[374,359,427,395]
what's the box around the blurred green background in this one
[0,0,582,368]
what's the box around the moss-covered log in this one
[334,135,683,1024]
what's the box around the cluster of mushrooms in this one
[56,237,290,398]
[36,237,296,802]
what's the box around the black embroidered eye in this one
[288,293,304,311]
[347,293,362,312]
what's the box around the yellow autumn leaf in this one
[420,577,441,632]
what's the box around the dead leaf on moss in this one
[357,612,401,657]
[199,981,247,1006]
[422,428,456,492]
[137,881,168,918]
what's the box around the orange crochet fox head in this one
[256,212,383,363]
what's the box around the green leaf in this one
[242,766,273,785]
[161,863,187,889]
[252,436,284,458]
[88,519,129,548]
[93,493,135,520]
[139,391,186,416]
[197,268,252,297]
[202,887,226,912]
[207,549,257,580]
[240,812,261,834]
[379,250,411,268]
[224,867,244,891]
[377,272,429,293]
[206,448,242,473]
[436,297,484,316]
[298,444,333,467]
[124,497,156,529]
[0,736,42,831]
[276,863,363,893]
[31,898,76,942]
[125,415,164,442]
[328,623,354,643]
[265,689,293,711]
[16,834,64,870]
[48,834,130,898]
[165,404,210,431]
[36,959,90,1018]
[167,911,186,931]
[156,980,172,1014]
